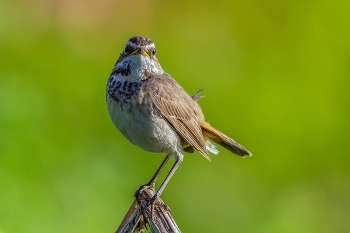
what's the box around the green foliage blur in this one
[1,0,349,232]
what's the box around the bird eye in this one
[125,45,131,53]
[153,48,156,55]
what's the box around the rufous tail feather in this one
[201,122,252,157]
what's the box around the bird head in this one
[114,37,162,78]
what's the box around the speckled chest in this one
[107,76,146,106]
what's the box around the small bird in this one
[106,36,251,211]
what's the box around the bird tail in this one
[201,122,252,157]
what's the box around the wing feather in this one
[149,75,210,160]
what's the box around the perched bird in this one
[106,36,251,211]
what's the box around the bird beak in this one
[129,47,150,58]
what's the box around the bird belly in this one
[107,95,182,155]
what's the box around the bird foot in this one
[134,183,172,224]
[135,194,172,225]
[134,183,155,199]
[141,195,158,222]
[134,183,156,225]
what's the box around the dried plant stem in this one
[116,188,180,233]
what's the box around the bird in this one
[106,36,251,213]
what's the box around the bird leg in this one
[143,157,183,220]
[134,154,171,198]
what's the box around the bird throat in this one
[107,55,159,106]
[107,53,162,105]
[113,54,160,81]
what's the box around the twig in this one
[116,188,180,233]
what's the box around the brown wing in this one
[148,74,210,161]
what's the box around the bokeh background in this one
[1,0,349,232]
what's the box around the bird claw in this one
[134,183,155,198]
[141,195,158,222]
[160,203,172,213]
[135,184,171,224]
[134,183,157,225]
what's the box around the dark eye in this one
[125,45,131,53]
[153,48,156,55]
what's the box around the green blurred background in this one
[1,0,349,232]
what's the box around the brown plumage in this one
[146,74,210,160]
[146,74,251,161]
[106,37,251,218]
